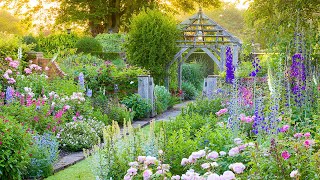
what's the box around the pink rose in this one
[304,132,311,138]
[143,170,152,180]
[304,139,315,148]
[228,147,240,157]
[25,68,32,74]
[5,57,12,62]
[171,175,181,180]
[207,151,219,159]
[294,133,303,138]
[229,163,245,174]
[280,125,289,132]
[137,156,146,163]
[220,171,236,180]
[207,173,220,180]
[127,167,137,176]
[281,151,290,160]
[290,170,298,178]
[181,158,189,166]
[201,163,211,169]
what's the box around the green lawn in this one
[45,157,95,180]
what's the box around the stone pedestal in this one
[203,75,219,99]
[138,75,156,117]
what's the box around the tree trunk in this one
[89,20,105,37]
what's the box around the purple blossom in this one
[225,46,235,84]
[78,72,85,90]
[249,57,261,77]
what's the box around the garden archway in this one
[165,8,242,90]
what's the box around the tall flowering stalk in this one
[225,46,235,84]
[5,86,14,103]
[249,56,261,77]
[78,72,85,90]
[290,53,306,106]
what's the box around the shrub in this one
[121,94,152,119]
[0,32,33,60]
[182,63,206,89]
[106,101,133,125]
[126,9,179,85]
[181,98,223,117]
[58,121,99,151]
[85,118,106,139]
[182,81,198,100]
[24,133,59,178]
[36,33,79,57]
[0,116,33,179]
[154,85,171,114]
[23,35,39,51]
[75,37,103,54]
[95,33,125,53]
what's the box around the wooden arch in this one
[165,8,242,90]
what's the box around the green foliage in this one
[0,10,26,35]
[59,121,100,151]
[182,63,205,90]
[36,33,79,57]
[0,116,32,179]
[182,81,198,100]
[154,85,171,114]
[126,9,179,85]
[48,78,79,96]
[121,94,152,119]
[181,98,223,117]
[24,133,59,179]
[15,74,49,96]
[106,101,133,125]
[0,32,33,60]
[75,37,103,54]
[245,0,320,48]
[85,118,106,139]
[23,35,39,51]
[95,33,125,52]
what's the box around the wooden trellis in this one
[165,8,242,90]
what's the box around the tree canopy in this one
[245,0,320,48]
[0,10,26,35]
[0,0,221,36]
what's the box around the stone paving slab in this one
[53,100,193,173]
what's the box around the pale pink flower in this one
[138,156,146,163]
[144,156,157,165]
[294,133,303,138]
[219,151,226,156]
[228,147,240,157]
[201,163,211,169]
[9,60,19,69]
[8,78,16,84]
[5,69,12,74]
[229,163,245,174]
[216,108,228,116]
[25,68,32,74]
[128,161,138,167]
[45,66,49,71]
[124,175,132,180]
[304,139,315,148]
[220,171,236,180]
[127,167,137,176]
[171,175,181,180]
[181,158,189,166]
[290,170,298,178]
[191,150,206,159]
[5,57,12,62]
[239,114,246,122]
[234,138,242,145]
[304,132,311,138]
[207,151,219,159]
[207,173,220,180]
[280,125,290,132]
[3,73,10,79]
[143,169,152,180]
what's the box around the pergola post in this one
[232,45,239,68]
[220,45,226,71]
[177,56,183,90]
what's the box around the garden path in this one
[53,100,193,173]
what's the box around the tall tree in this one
[245,0,320,48]
[0,0,221,36]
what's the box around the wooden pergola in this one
[165,8,242,90]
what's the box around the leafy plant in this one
[0,116,33,179]
[181,98,223,117]
[182,81,198,100]
[106,100,133,125]
[154,85,171,114]
[95,33,125,53]
[126,9,179,85]
[24,133,59,178]
[58,121,100,151]
[121,94,152,119]
[182,63,205,90]
[75,37,102,54]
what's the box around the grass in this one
[45,157,95,180]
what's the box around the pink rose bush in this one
[215,108,228,116]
